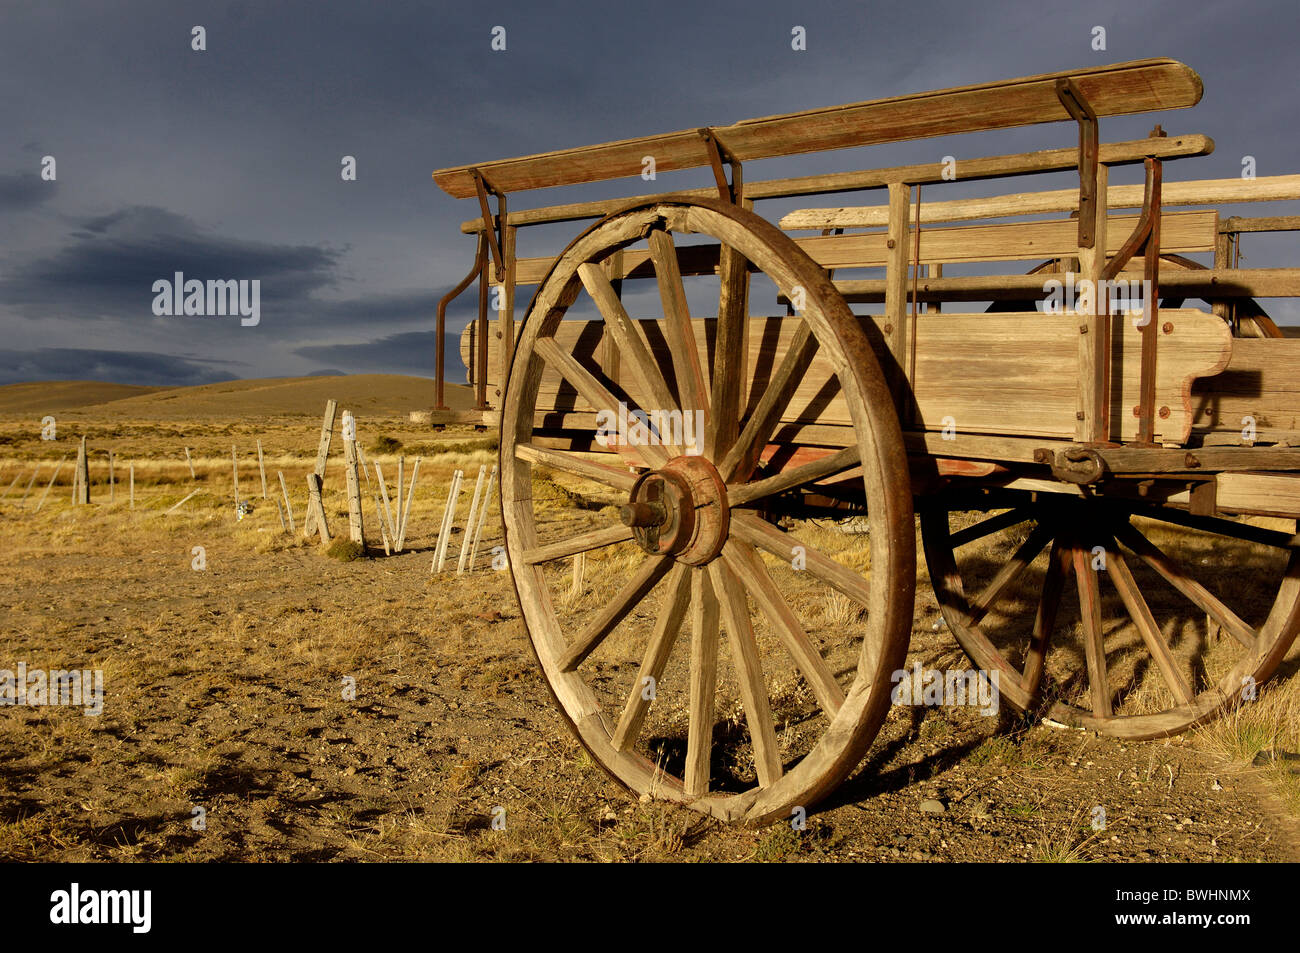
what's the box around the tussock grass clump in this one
[325,538,365,561]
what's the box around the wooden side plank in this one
[477,309,1230,445]
[780,175,1300,230]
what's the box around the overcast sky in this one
[2,0,1297,387]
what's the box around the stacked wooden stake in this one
[277,471,295,531]
[431,470,464,573]
[20,465,41,505]
[456,465,489,574]
[34,457,66,512]
[395,458,420,552]
[468,464,498,571]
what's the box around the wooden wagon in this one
[431,59,1300,824]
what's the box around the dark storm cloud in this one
[0,173,55,213]
[0,206,341,320]
[293,330,463,379]
[0,347,239,387]
[0,0,1298,387]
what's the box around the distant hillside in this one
[0,375,475,418]
[0,381,167,414]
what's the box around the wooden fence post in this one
[303,399,337,537]
[129,462,135,510]
[469,464,498,570]
[457,465,488,574]
[184,447,196,481]
[305,473,331,543]
[108,450,115,503]
[75,437,89,504]
[571,552,586,598]
[231,445,240,507]
[2,471,22,499]
[277,471,295,532]
[341,411,364,545]
[256,440,268,498]
[274,497,287,531]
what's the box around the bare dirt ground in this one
[1,399,1298,862]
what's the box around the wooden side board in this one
[1191,337,1300,436]
[463,309,1230,445]
[434,59,1200,198]
[507,210,1217,286]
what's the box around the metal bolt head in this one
[1162,322,1174,334]
[1158,406,1171,419]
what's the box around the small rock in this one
[919,798,946,815]
[343,766,356,776]
[1210,779,1223,791]
[639,793,652,804]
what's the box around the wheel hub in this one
[620,455,729,565]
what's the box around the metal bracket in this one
[1037,445,1107,485]
[1056,78,1099,249]
[699,128,743,204]
[471,168,507,282]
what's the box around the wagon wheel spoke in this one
[1114,521,1257,649]
[966,522,1054,626]
[558,554,674,671]
[1106,545,1196,706]
[1134,506,1298,551]
[646,229,711,419]
[728,446,860,507]
[949,507,1035,548]
[731,512,871,606]
[685,567,721,797]
[515,444,636,492]
[708,243,749,460]
[721,539,846,716]
[708,560,782,787]
[521,523,634,566]
[612,564,693,751]
[1071,539,1113,718]
[719,321,819,482]
[534,335,671,469]
[1022,538,1070,702]
[577,262,685,456]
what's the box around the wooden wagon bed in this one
[430,59,1300,824]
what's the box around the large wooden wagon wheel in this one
[500,198,915,824]
[922,494,1300,739]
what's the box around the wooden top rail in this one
[457,135,1211,234]
[435,59,1201,199]
[781,175,1300,230]
[1221,215,1300,233]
